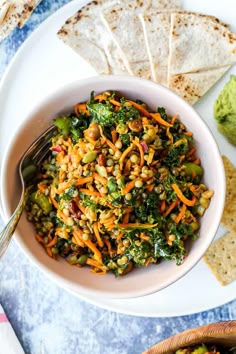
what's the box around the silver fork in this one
[0,125,57,258]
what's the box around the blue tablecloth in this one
[0,1,235,353]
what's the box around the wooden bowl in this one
[144,321,236,353]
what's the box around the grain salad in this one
[25,91,213,276]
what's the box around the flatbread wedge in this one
[221,155,236,233]
[57,0,128,75]
[0,0,41,42]
[203,231,236,286]
[139,12,171,85]
[168,12,236,76]
[169,66,230,105]
[100,0,181,78]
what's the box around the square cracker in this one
[203,231,236,285]
[221,156,236,232]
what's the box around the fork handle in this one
[0,193,26,258]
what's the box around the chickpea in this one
[84,123,100,141]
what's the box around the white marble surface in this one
[0,1,235,354]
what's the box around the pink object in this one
[141,141,148,152]
[52,145,61,152]
[0,305,25,353]
[0,313,8,323]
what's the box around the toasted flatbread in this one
[100,0,181,77]
[168,12,236,77]
[140,11,230,87]
[57,0,128,75]
[101,7,150,78]
[221,156,236,233]
[169,66,230,105]
[139,12,171,85]
[203,231,236,286]
[0,1,41,42]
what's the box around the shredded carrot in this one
[160,200,166,213]
[93,173,107,185]
[79,189,101,197]
[57,180,74,193]
[84,239,102,264]
[35,234,44,244]
[46,235,58,248]
[120,144,134,170]
[93,222,104,248]
[142,117,150,125]
[163,200,178,217]
[57,210,71,224]
[72,233,85,248]
[105,138,118,151]
[104,239,112,256]
[74,103,89,116]
[193,158,200,165]
[86,258,106,274]
[122,180,136,195]
[140,232,150,241]
[106,223,116,231]
[171,114,179,125]
[171,184,197,207]
[102,216,116,226]
[117,232,124,241]
[147,184,155,192]
[110,98,121,107]
[49,195,59,209]
[173,138,187,148]
[166,127,174,145]
[118,223,158,229]
[78,203,86,214]
[46,247,53,257]
[145,257,152,267]
[87,184,95,192]
[123,159,131,176]
[175,204,187,224]
[147,148,155,165]
[128,100,151,117]
[94,93,108,101]
[186,147,196,158]
[151,160,159,166]
[150,113,173,127]
[183,131,193,137]
[111,130,118,143]
[133,140,144,167]
[37,183,47,193]
[76,176,93,186]
[122,208,132,224]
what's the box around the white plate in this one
[0,0,235,317]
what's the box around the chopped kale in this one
[60,185,76,201]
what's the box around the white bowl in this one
[0,76,225,299]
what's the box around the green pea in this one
[66,255,78,265]
[54,116,71,135]
[30,191,52,215]
[183,162,203,177]
[82,151,97,163]
[51,247,59,255]
[77,255,88,265]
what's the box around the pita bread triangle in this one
[0,0,41,42]
[57,0,128,75]
[100,0,181,78]
[169,66,230,105]
[139,11,231,87]
[139,12,171,85]
[168,12,236,76]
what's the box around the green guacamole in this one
[214,75,236,145]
